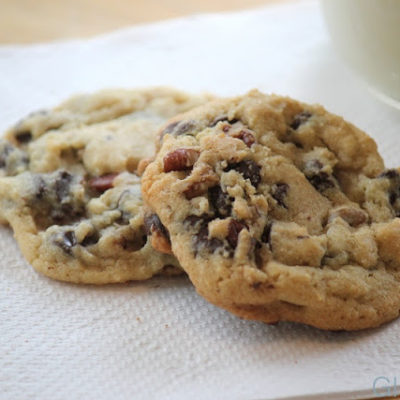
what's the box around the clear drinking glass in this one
[321,0,400,108]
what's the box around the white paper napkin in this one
[1,1,400,399]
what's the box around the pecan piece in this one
[88,173,118,192]
[329,206,368,227]
[231,129,256,147]
[163,148,200,173]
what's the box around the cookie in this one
[0,87,213,283]
[142,89,400,330]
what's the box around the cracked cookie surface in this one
[142,90,400,330]
[0,87,212,283]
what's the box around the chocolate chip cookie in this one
[142,90,400,330]
[0,87,212,283]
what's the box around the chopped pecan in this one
[230,129,256,147]
[88,173,118,192]
[329,206,368,227]
[163,148,200,173]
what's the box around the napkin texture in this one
[1,1,400,399]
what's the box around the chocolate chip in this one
[195,222,223,254]
[184,215,206,227]
[389,192,397,206]
[144,214,169,239]
[271,183,289,208]
[115,190,133,224]
[208,185,232,218]
[119,230,146,252]
[144,214,172,254]
[251,239,264,268]
[161,121,179,135]
[34,176,46,200]
[15,131,32,144]
[55,171,73,201]
[379,169,399,179]
[160,120,196,140]
[225,160,261,187]
[227,219,247,248]
[290,111,312,130]
[251,282,262,290]
[0,143,12,168]
[261,222,273,244]
[52,204,79,223]
[184,215,223,254]
[80,231,100,247]
[303,160,335,192]
[306,159,323,170]
[54,230,77,255]
[88,173,118,193]
[307,172,335,192]
[163,148,200,173]
[0,142,29,174]
[210,116,239,127]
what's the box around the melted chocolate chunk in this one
[290,111,312,130]
[208,186,232,218]
[185,215,223,254]
[120,230,146,251]
[378,169,400,216]
[225,160,261,188]
[0,143,12,169]
[184,215,206,227]
[304,160,335,192]
[160,120,196,140]
[271,183,289,208]
[80,231,100,247]
[15,131,32,144]
[0,142,29,175]
[54,230,77,255]
[227,219,247,248]
[195,222,223,254]
[34,176,46,200]
[144,214,169,239]
[55,171,73,201]
[251,239,264,268]
[31,171,86,227]
[115,190,134,224]
[261,222,273,245]
[210,115,239,127]
[307,172,335,192]
[161,121,180,135]
[378,169,399,179]
[389,192,397,206]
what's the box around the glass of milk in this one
[321,0,400,108]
